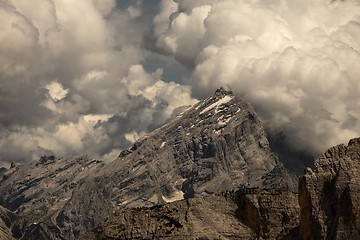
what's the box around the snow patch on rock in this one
[200,95,234,114]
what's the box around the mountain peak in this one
[106,88,296,206]
[214,87,233,97]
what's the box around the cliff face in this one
[237,189,299,239]
[80,189,299,240]
[299,138,360,240]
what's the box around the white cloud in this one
[154,0,360,157]
[3,0,358,167]
[45,81,69,101]
[155,2,211,66]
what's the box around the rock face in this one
[0,206,15,240]
[237,188,300,239]
[80,189,299,240]
[0,155,107,239]
[95,87,296,211]
[299,138,360,240]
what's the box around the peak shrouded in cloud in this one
[153,0,360,158]
[0,0,359,167]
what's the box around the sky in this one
[1,0,360,167]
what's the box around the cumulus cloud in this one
[153,0,360,164]
[45,82,69,101]
[0,0,196,166]
[2,0,360,171]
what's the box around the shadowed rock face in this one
[299,138,360,240]
[0,88,297,239]
[80,189,300,240]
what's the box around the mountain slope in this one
[0,88,296,239]
[0,155,107,239]
[82,137,360,240]
[94,87,296,210]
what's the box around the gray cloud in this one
[0,0,196,166]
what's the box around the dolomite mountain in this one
[0,88,296,239]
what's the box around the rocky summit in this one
[1,88,360,240]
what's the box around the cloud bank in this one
[153,0,360,159]
[1,0,360,168]
[0,0,196,165]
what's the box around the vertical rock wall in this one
[299,138,360,240]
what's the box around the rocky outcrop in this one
[237,188,299,239]
[0,167,7,180]
[80,189,299,240]
[299,138,360,240]
[0,206,15,240]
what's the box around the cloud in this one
[96,65,197,155]
[153,0,360,160]
[45,82,69,101]
[2,0,359,169]
[0,0,196,165]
